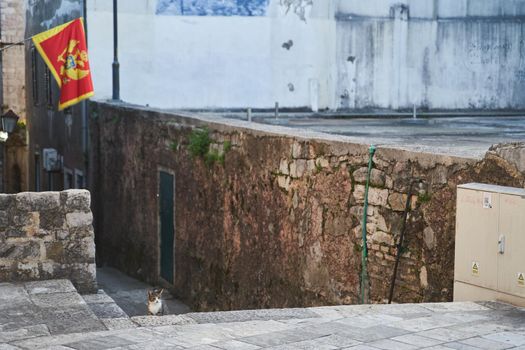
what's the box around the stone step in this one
[81,289,138,330]
[0,279,107,343]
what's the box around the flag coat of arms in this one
[32,18,94,110]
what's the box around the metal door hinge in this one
[498,235,505,254]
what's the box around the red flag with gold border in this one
[32,18,94,110]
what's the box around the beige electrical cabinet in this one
[454,183,525,306]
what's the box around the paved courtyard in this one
[1,279,525,349]
[197,111,525,158]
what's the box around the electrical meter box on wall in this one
[454,183,525,306]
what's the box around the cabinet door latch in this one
[498,235,505,254]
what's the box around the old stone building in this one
[0,0,29,193]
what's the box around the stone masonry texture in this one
[2,279,525,350]
[0,190,97,293]
[1,0,26,118]
[90,102,525,311]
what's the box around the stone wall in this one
[0,190,96,293]
[90,101,525,311]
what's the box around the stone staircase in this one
[0,278,196,343]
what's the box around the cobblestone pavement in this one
[96,267,190,316]
[2,280,525,349]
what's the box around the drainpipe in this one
[112,0,120,101]
[82,0,89,187]
[360,144,376,304]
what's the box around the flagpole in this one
[112,0,120,101]
[0,38,32,53]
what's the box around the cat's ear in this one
[147,290,152,297]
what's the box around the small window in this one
[45,67,53,109]
[64,167,74,189]
[74,169,85,189]
[31,46,38,106]
[34,153,41,191]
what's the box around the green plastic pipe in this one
[360,144,376,304]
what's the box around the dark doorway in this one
[159,171,174,284]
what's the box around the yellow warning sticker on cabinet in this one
[472,262,480,276]
[518,272,525,287]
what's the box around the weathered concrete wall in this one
[336,5,525,110]
[0,190,96,293]
[90,101,525,311]
[87,0,334,110]
[87,0,525,111]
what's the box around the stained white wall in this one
[87,0,335,110]
[335,1,525,109]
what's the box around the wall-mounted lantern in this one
[0,110,20,142]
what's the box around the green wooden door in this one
[159,171,174,284]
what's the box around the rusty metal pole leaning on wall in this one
[360,144,376,304]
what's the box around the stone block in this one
[306,159,316,173]
[66,212,93,228]
[101,317,137,330]
[292,141,302,158]
[353,167,386,187]
[279,159,289,175]
[88,302,127,319]
[61,189,91,211]
[0,240,40,260]
[277,176,291,191]
[316,157,329,169]
[60,263,97,294]
[290,159,306,178]
[12,211,39,226]
[353,185,365,202]
[16,192,60,211]
[45,242,65,262]
[420,266,428,288]
[423,227,435,250]
[40,209,65,230]
[388,192,407,211]
[0,210,9,229]
[491,142,525,173]
[370,231,394,246]
[15,262,40,280]
[25,279,76,295]
[5,227,26,238]
[82,290,114,304]
[0,194,14,210]
[0,283,31,310]
[368,188,389,206]
[66,225,95,239]
[131,314,196,327]
[0,324,50,343]
[41,307,106,335]
[30,291,86,309]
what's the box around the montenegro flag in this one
[32,18,94,110]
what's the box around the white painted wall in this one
[87,0,525,110]
[87,0,335,110]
